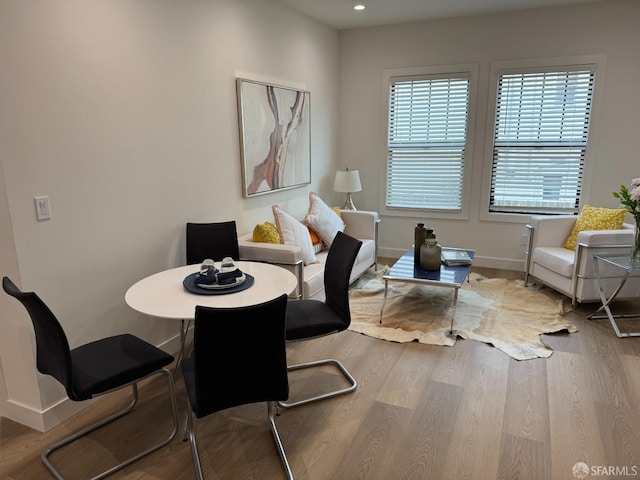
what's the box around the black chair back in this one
[186,221,240,264]
[323,231,362,327]
[188,294,289,418]
[2,277,74,397]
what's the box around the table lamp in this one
[333,168,362,210]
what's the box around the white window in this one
[489,67,596,215]
[385,67,475,215]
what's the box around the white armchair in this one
[524,215,640,307]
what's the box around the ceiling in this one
[277,0,611,29]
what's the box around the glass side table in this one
[588,254,640,338]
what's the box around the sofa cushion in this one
[356,239,375,266]
[562,205,626,250]
[533,247,575,277]
[273,205,317,265]
[303,256,327,299]
[304,192,344,247]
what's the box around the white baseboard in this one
[3,396,88,432]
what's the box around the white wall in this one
[0,0,339,430]
[338,0,640,267]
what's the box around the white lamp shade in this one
[333,169,362,193]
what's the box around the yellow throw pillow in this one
[253,222,280,244]
[562,205,627,250]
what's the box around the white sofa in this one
[239,210,379,301]
[524,215,640,307]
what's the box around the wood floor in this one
[2,264,640,480]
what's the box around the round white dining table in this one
[125,261,298,320]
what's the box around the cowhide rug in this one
[348,269,577,360]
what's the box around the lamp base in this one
[342,193,357,211]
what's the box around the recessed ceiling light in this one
[354,4,365,11]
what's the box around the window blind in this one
[387,75,470,210]
[490,69,595,214]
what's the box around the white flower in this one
[631,178,640,187]
[631,186,640,201]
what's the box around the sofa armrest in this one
[238,233,303,265]
[342,210,379,241]
[238,233,304,298]
[524,215,576,282]
[573,228,636,281]
[576,227,634,248]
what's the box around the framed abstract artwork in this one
[236,78,311,197]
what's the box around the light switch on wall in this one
[34,196,51,221]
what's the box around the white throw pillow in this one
[272,205,317,265]
[304,192,345,247]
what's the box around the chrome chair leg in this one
[186,403,294,480]
[185,410,204,480]
[268,402,294,480]
[42,368,178,480]
[277,359,357,409]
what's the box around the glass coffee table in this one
[380,246,475,337]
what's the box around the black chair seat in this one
[70,334,174,400]
[285,301,345,341]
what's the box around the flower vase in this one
[632,221,640,267]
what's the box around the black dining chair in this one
[2,276,179,480]
[278,231,362,409]
[183,220,241,366]
[181,294,293,480]
[186,221,240,264]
